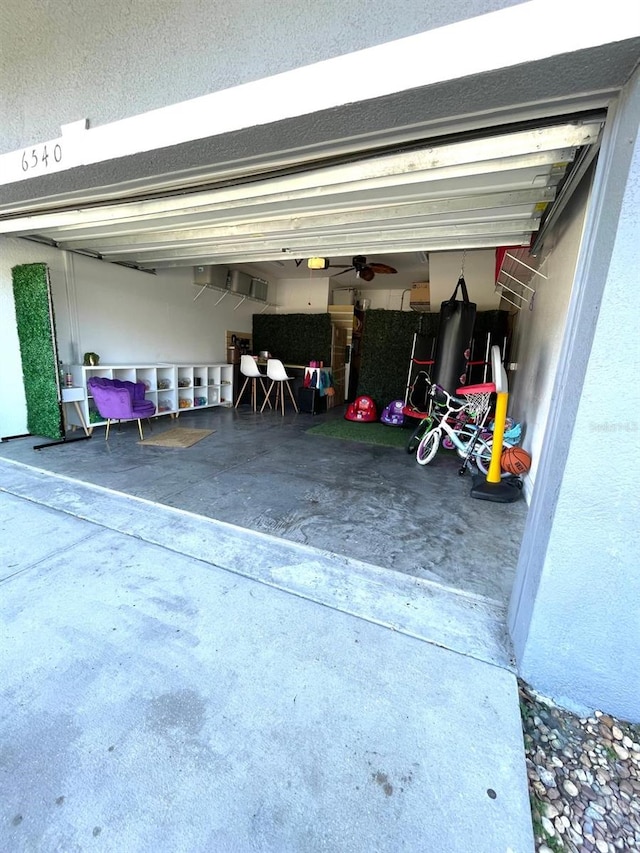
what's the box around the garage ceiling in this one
[0,119,603,279]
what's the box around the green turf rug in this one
[306,418,409,449]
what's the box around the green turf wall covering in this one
[357,309,509,408]
[358,310,439,408]
[253,313,332,366]
[11,263,63,439]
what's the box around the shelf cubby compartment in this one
[207,366,221,388]
[112,367,137,384]
[177,366,194,390]
[136,367,157,393]
[157,395,175,414]
[156,367,176,412]
[219,366,233,404]
[193,366,208,390]
[157,367,175,391]
[178,388,194,410]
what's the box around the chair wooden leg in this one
[260,381,275,412]
[105,419,111,440]
[235,376,250,409]
[137,419,144,441]
[285,380,299,413]
[259,378,272,409]
[251,378,257,411]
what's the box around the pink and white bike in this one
[415,381,513,476]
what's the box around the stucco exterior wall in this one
[511,71,640,721]
[0,0,521,155]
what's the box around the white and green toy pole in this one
[470,345,522,503]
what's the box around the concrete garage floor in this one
[0,467,535,852]
[0,404,527,607]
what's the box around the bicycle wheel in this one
[406,416,433,454]
[416,429,441,466]
[474,439,514,478]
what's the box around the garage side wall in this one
[510,71,640,721]
[507,175,592,496]
[0,238,256,438]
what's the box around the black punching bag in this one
[432,277,476,394]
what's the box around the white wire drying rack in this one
[495,248,548,311]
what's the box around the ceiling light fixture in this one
[308,257,329,270]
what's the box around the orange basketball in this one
[501,446,532,475]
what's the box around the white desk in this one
[62,387,91,436]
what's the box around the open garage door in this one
[0,117,603,270]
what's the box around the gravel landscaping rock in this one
[519,681,640,852]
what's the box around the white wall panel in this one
[428,249,500,309]
[272,277,330,313]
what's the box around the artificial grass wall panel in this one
[356,310,509,407]
[253,313,332,366]
[357,310,437,408]
[11,263,63,439]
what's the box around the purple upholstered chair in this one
[87,377,156,440]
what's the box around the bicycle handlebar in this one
[430,384,469,412]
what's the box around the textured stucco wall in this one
[514,72,640,721]
[0,0,520,154]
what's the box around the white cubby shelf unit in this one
[69,363,233,429]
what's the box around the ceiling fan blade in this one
[357,266,375,282]
[332,267,354,277]
[369,263,397,274]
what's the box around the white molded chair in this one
[235,355,272,412]
[260,358,299,415]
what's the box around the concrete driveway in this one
[0,460,534,852]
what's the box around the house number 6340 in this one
[21,143,62,172]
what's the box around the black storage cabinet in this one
[297,387,327,415]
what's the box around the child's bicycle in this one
[406,373,479,455]
[415,382,513,476]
